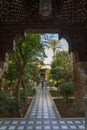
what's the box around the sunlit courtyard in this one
[0,0,87,129]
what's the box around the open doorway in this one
[0,33,85,119]
[41,33,84,118]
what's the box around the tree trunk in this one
[21,78,25,90]
[16,61,26,102]
[16,75,22,102]
[10,79,13,96]
[53,48,56,60]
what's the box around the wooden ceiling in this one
[0,0,87,61]
[0,0,87,24]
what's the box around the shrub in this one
[59,82,74,104]
[20,90,28,106]
[0,91,8,113]
[0,91,20,116]
[6,98,21,117]
[47,81,55,87]
[20,85,35,106]
[27,85,36,96]
[32,87,36,95]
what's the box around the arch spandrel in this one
[0,0,87,61]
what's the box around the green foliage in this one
[41,34,58,45]
[45,69,52,81]
[25,62,40,84]
[47,81,55,87]
[59,82,74,104]
[0,91,20,116]
[27,85,36,96]
[4,62,18,80]
[47,39,61,59]
[20,90,28,106]
[32,87,36,95]
[0,91,8,112]
[3,62,18,91]
[6,98,20,117]
[0,34,46,117]
[50,51,73,83]
[20,84,35,106]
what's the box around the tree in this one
[5,34,45,102]
[0,34,45,117]
[4,61,18,95]
[40,33,58,45]
[48,39,60,60]
[59,82,74,104]
[50,51,73,87]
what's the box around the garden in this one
[0,34,45,118]
[46,42,85,118]
[0,33,85,118]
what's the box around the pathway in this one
[0,87,85,130]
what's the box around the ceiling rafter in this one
[0,0,87,61]
[0,0,87,24]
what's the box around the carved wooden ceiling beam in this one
[0,0,87,61]
[1,0,87,24]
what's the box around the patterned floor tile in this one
[17,126,25,130]
[36,121,42,124]
[12,121,19,125]
[0,126,7,130]
[20,121,26,124]
[36,126,42,129]
[52,121,58,124]
[78,125,85,129]
[67,121,74,124]
[0,87,85,130]
[53,125,60,129]
[0,121,3,125]
[44,126,51,129]
[4,121,11,124]
[28,121,34,124]
[8,126,16,130]
[26,126,33,130]
[75,121,81,124]
[59,121,66,124]
[69,125,77,129]
[44,121,50,124]
[61,125,68,129]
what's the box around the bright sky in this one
[44,38,69,64]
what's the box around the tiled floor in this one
[0,87,85,130]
